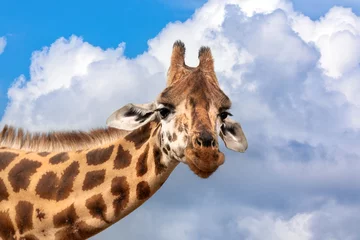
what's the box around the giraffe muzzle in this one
[185,134,225,178]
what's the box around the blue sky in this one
[1,1,360,239]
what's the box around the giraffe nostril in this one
[194,132,217,148]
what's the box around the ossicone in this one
[198,46,214,72]
[170,40,186,68]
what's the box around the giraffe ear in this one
[219,118,248,152]
[106,103,156,131]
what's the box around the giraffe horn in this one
[198,46,214,72]
[167,40,186,86]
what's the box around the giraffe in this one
[0,41,248,240]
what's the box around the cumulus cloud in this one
[0,36,6,55]
[2,0,360,239]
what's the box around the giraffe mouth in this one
[187,160,217,178]
[185,147,225,178]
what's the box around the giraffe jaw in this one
[185,147,225,178]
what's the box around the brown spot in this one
[125,122,151,149]
[111,177,130,217]
[114,145,132,169]
[167,132,172,141]
[35,172,58,200]
[36,209,45,221]
[0,178,9,202]
[35,161,80,201]
[0,211,15,240]
[153,146,167,175]
[136,144,149,177]
[86,194,110,223]
[178,125,184,132]
[136,181,151,200]
[172,133,178,141]
[86,145,114,166]
[82,169,106,191]
[49,152,69,165]
[56,161,80,201]
[38,152,50,157]
[53,204,79,228]
[8,159,41,192]
[0,152,18,171]
[53,206,103,239]
[15,201,34,234]
[20,235,39,240]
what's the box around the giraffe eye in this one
[219,112,232,121]
[158,108,171,119]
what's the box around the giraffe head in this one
[107,41,247,178]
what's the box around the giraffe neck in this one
[0,122,179,240]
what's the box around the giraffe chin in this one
[185,147,225,178]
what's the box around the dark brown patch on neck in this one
[38,152,50,157]
[125,122,152,149]
[153,146,167,175]
[86,145,114,166]
[0,211,15,240]
[35,172,58,200]
[111,176,130,218]
[35,161,80,201]
[0,178,9,202]
[82,170,106,191]
[136,181,151,200]
[136,144,149,177]
[15,201,34,234]
[114,145,132,170]
[0,152,18,171]
[53,204,78,228]
[57,161,80,201]
[49,153,69,165]
[8,159,41,192]
[53,204,83,240]
[85,194,110,224]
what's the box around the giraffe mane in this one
[0,125,128,152]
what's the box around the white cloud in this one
[237,213,313,240]
[2,0,360,239]
[0,36,7,55]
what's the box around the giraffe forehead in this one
[158,72,231,110]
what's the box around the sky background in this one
[1,0,360,239]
